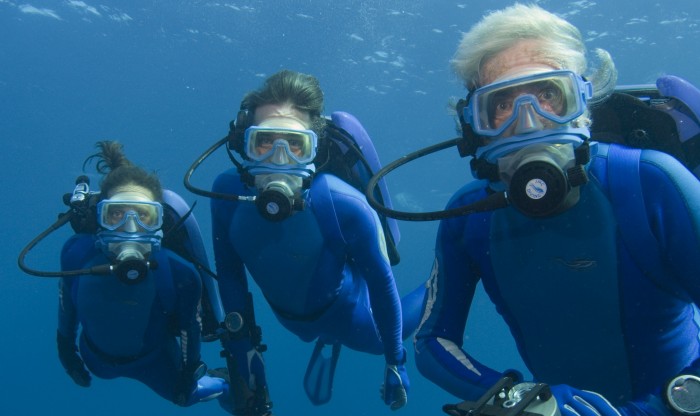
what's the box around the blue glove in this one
[194,375,226,402]
[56,331,91,387]
[174,361,226,407]
[550,384,621,416]
[381,349,409,410]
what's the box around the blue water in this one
[2,1,698,415]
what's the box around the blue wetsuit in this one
[414,142,700,411]
[212,170,413,365]
[58,233,214,405]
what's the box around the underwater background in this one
[2,0,698,415]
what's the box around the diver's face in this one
[479,39,561,137]
[254,103,311,157]
[104,185,158,233]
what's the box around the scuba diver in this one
[185,70,425,414]
[20,141,226,407]
[365,4,700,416]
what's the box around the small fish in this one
[554,257,597,270]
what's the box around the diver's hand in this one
[381,363,409,410]
[56,331,91,387]
[381,349,409,411]
[550,384,621,416]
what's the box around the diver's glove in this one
[195,375,227,402]
[550,384,622,416]
[56,330,91,387]
[380,348,409,410]
[220,338,272,416]
[174,360,207,406]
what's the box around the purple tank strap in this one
[162,189,224,323]
[330,111,400,245]
[656,75,700,142]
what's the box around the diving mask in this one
[463,70,593,138]
[96,199,163,233]
[244,126,318,165]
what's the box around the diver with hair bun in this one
[53,141,226,407]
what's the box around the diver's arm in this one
[211,172,272,415]
[211,172,250,311]
[531,152,700,416]
[334,188,404,363]
[57,278,79,341]
[211,174,257,371]
[172,255,204,369]
[170,254,206,405]
[333,187,410,408]
[610,152,700,416]
[57,236,94,387]
[414,204,504,401]
[640,151,700,301]
[57,235,94,341]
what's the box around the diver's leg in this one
[401,282,428,339]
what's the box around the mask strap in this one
[456,95,484,158]
[229,109,253,156]
[470,157,500,181]
[574,140,591,165]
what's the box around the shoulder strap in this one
[606,144,669,291]
[154,253,176,315]
[657,75,700,172]
[162,190,225,337]
[309,174,346,250]
[321,111,401,265]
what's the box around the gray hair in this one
[451,3,616,106]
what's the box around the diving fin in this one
[303,340,341,405]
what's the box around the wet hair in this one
[83,141,163,201]
[451,3,617,106]
[240,69,327,134]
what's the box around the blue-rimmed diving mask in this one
[97,199,164,233]
[244,126,318,166]
[463,70,593,139]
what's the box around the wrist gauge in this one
[666,374,700,416]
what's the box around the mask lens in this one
[244,127,317,164]
[466,70,592,137]
[97,200,163,232]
